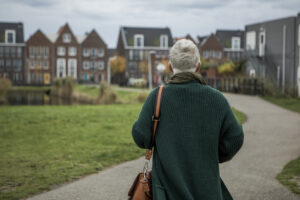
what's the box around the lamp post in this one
[148,51,156,90]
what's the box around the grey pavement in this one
[27,93,300,200]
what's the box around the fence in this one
[204,77,265,96]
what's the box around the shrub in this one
[97,82,118,104]
[51,78,75,100]
[137,92,148,103]
[0,78,12,97]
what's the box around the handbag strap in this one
[145,85,164,161]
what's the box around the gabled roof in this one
[199,34,223,50]
[196,35,208,46]
[26,29,52,45]
[81,29,106,47]
[216,29,244,49]
[174,34,197,44]
[120,26,173,48]
[0,22,24,43]
[55,23,78,44]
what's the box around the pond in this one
[6,90,73,105]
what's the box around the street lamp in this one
[148,51,156,90]
[156,62,166,86]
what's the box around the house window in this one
[13,59,22,71]
[134,35,144,47]
[57,46,65,56]
[63,33,71,43]
[98,74,102,82]
[17,47,22,58]
[30,59,35,69]
[5,47,10,57]
[0,47,3,57]
[11,47,15,57]
[203,51,208,59]
[246,31,256,50]
[91,48,96,57]
[91,61,96,71]
[5,30,16,44]
[37,47,41,58]
[56,58,66,78]
[83,73,89,81]
[0,60,4,71]
[83,48,90,57]
[216,51,222,59]
[6,60,11,70]
[98,61,104,70]
[68,59,77,79]
[83,61,89,70]
[139,50,143,60]
[44,47,48,58]
[231,37,240,50]
[43,60,48,69]
[129,50,133,60]
[209,50,214,58]
[29,47,34,58]
[160,35,168,48]
[68,47,77,56]
[37,59,41,68]
[133,50,139,60]
[98,48,104,57]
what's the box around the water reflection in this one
[6,90,73,105]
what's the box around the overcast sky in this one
[0,0,299,48]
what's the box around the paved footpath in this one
[27,94,300,200]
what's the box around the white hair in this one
[169,39,200,74]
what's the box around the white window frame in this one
[246,31,256,50]
[160,35,168,48]
[17,47,22,58]
[63,33,71,43]
[91,48,96,57]
[231,37,241,50]
[57,46,65,56]
[83,61,89,70]
[98,48,104,57]
[37,47,41,58]
[5,30,16,44]
[68,47,77,56]
[83,48,90,57]
[29,47,35,58]
[203,51,208,59]
[98,61,104,70]
[30,59,35,69]
[216,51,222,59]
[129,50,133,60]
[134,34,144,48]
[139,50,143,60]
[56,58,66,78]
[43,60,49,69]
[68,59,77,79]
[44,47,48,58]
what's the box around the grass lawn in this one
[277,157,300,195]
[0,89,246,200]
[74,85,149,104]
[261,96,300,113]
[232,107,247,124]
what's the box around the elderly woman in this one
[132,39,244,200]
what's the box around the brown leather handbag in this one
[128,85,164,200]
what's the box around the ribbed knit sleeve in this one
[219,99,244,163]
[132,88,158,149]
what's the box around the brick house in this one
[53,23,80,80]
[26,29,54,85]
[80,30,107,83]
[0,22,25,85]
[198,34,224,61]
[116,26,173,82]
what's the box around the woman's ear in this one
[169,63,173,74]
[195,62,201,72]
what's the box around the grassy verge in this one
[232,107,247,124]
[0,87,246,200]
[277,157,300,195]
[261,96,300,113]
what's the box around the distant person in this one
[132,39,244,200]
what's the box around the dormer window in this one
[160,35,168,48]
[231,37,240,50]
[63,33,71,43]
[5,30,16,44]
[134,35,144,47]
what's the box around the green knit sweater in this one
[132,80,244,200]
